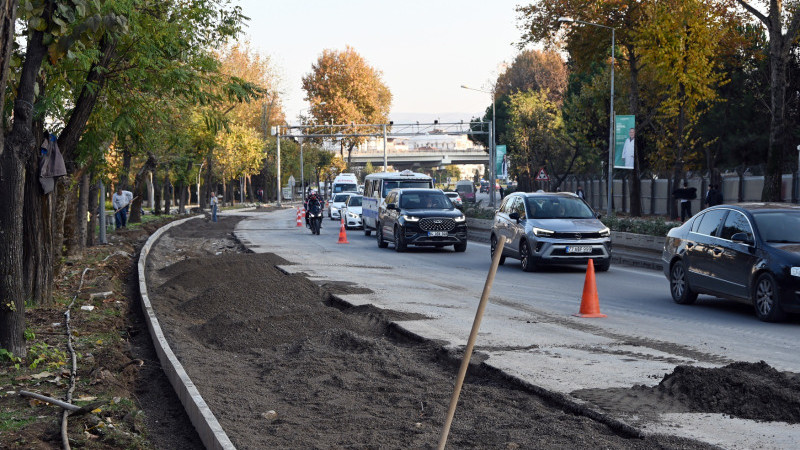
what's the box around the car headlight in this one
[599,227,610,237]
[532,227,554,237]
[792,267,800,278]
[454,215,466,222]
[348,212,359,218]
[402,215,419,221]
[331,207,338,212]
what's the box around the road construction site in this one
[140,207,800,449]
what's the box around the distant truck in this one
[331,173,359,197]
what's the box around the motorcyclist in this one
[306,190,323,229]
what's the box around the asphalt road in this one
[233,207,800,449]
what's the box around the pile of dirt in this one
[143,217,714,449]
[655,361,800,423]
[574,360,800,427]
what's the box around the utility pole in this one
[276,125,281,207]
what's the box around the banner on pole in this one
[614,115,635,170]
[495,145,507,180]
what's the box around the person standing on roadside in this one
[112,187,133,230]
[576,185,585,200]
[705,184,723,208]
[210,191,218,222]
[673,181,697,222]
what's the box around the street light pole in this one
[276,125,281,207]
[559,17,615,217]
[461,85,497,207]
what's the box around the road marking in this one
[611,266,665,278]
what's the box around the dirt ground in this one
[139,214,800,449]
[5,213,797,448]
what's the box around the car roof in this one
[723,203,800,213]
[389,188,444,195]
[513,192,580,199]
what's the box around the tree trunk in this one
[72,172,90,258]
[178,161,190,214]
[164,172,172,214]
[0,0,17,119]
[22,140,53,307]
[119,148,132,189]
[0,0,49,356]
[129,154,157,223]
[153,168,162,215]
[762,31,788,201]
[87,177,98,246]
[247,175,254,203]
[58,175,81,261]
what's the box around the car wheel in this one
[669,260,697,305]
[490,235,505,265]
[595,259,611,272]
[376,223,388,248]
[753,272,786,322]
[394,226,407,252]
[520,240,537,272]
[453,241,467,252]
[364,226,372,237]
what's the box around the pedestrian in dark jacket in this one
[673,181,697,222]
[705,184,723,208]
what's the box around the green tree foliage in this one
[505,90,570,191]
[636,0,727,177]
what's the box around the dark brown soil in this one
[656,361,800,422]
[574,361,800,426]
[143,216,714,449]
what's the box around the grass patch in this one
[0,411,37,432]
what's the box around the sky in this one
[235,0,530,125]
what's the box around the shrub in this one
[602,215,680,237]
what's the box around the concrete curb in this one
[137,216,236,450]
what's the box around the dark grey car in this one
[490,192,612,272]
[662,203,800,322]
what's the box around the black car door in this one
[686,208,728,292]
[715,210,758,299]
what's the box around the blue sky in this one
[236,0,529,124]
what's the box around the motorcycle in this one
[307,210,322,235]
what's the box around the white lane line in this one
[610,265,665,278]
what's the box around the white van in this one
[362,170,433,236]
[331,173,359,197]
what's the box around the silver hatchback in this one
[490,192,612,272]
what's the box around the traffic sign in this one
[536,167,549,181]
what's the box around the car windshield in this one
[400,192,453,210]
[334,194,350,202]
[525,197,595,219]
[333,184,357,194]
[383,180,431,198]
[752,211,800,243]
[456,185,473,193]
[347,196,362,207]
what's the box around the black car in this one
[376,188,468,252]
[662,203,800,322]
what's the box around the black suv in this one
[376,188,468,252]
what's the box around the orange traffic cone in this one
[574,259,606,318]
[296,208,303,227]
[337,217,349,244]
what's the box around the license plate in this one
[566,245,592,254]
[428,231,448,237]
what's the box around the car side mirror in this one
[509,212,520,222]
[387,203,397,210]
[731,232,754,246]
